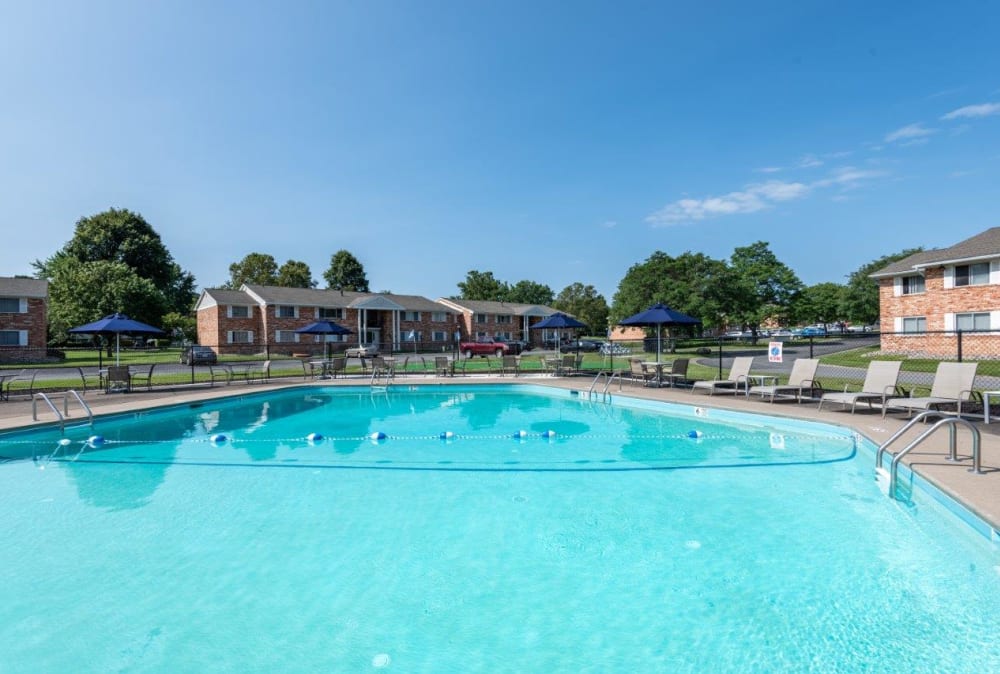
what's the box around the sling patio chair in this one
[881,361,979,419]
[691,356,753,396]
[818,360,902,414]
[748,358,822,403]
[661,358,690,388]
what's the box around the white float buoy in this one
[372,653,391,668]
[370,431,387,442]
[513,430,528,439]
[440,431,455,440]
[58,438,72,447]
[542,429,557,438]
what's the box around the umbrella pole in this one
[657,325,661,363]
[116,333,121,366]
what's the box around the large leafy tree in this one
[794,282,846,325]
[34,208,196,340]
[324,250,370,291]
[456,270,509,301]
[507,280,555,305]
[841,248,922,325]
[553,283,609,334]
[45,258,167,339]
[611,251,728,329]
[726,241,803,333]
[276,260,316,288]
[226,253,279,287]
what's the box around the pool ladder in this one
[874,410,983,500]
[32,390,93,431]
[587,370,623,402]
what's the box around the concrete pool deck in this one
[2,373,998,535]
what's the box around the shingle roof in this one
[870,227,1000,278]
[0,277,48,298]
[241,285,452,312]
[439,299,557,316]
[202,288,255,304]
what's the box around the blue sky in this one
[2,1,999,303]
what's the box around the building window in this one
[956,312,991,331]
[474,313,488,324]
[0,330,23,345]
[315,334,346,343]
[402,311,421,321]
[276,305,297,318]
[405,330,422,341]
[901,275,924,294]
[901,317,926,333]
[476,331,489,339]
[431,312,448,322]
[0,297,23,313]
[228,330,253,344]
[229,305,250,318]
[274,330,299,343]
[318,307,344,320]
[494,331,512,340]
[955,263,990,287]
[496,314,512,324]
[432,331,447,342]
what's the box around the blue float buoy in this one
[307,432,323,443]
[440,431,455,440]
[87,435,105,447]
[687,430,703,439]
[541,430,557,439]
[513,430,528,439]
[210,433,227,444]
[370,431,387,441]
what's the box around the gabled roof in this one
[437,298,557,317]
[0,277,48,298]
[237,284,453,313]
[196,288,255,310]
[871,227,1000,278]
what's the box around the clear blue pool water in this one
[1,384,998,672]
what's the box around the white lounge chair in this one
[749,358,821,403]
[691,357,753,396]
[882,362,979,419]
[818,360,902,414]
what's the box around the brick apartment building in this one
[0,277,48,361]
[434,299,559,346]
[871,227,1000,358]
[195,284,465,354]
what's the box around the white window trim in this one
[227,305,252,319]
[275,305,299,319]
[227,330,254,344]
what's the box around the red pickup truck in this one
[459,338,509,358]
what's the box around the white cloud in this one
[754,166,782,173]
[646,180,809,225]
[941,102,1000,120]
[798,154,823,168]
[602,220,617,228]
[884,123,935,143]
[646,167,885,226]
[950,170,973,178]
[823,150,853,159]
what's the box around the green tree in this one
[46,258,167,340]
[794,282,845,325]
[611,251,728,329]
[726,241,803,335]
[507,280,555,305]
[161,311,197,343]
[456,270,509,301]
[226,253,278,287]
[276,260,316,288]
[841,248,923,325]
[34,208,195,340]
[553,283,609,334]
[324,250,370,291]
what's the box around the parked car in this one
[180,345,217,365]
[795,326,828,337]
[568,339,604,352]
[345,343,379,357]
[494,336,529,354]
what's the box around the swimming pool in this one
[1,384,998,671]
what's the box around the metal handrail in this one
[875,411,983,499]
[587,370,623,402]
[32,390,94,430]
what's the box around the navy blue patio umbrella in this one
[294,321,353,359]
[619,303,701,363]
[69,313,166,367]
[530,312,587,354]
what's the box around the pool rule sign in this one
[768,341,783,363]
